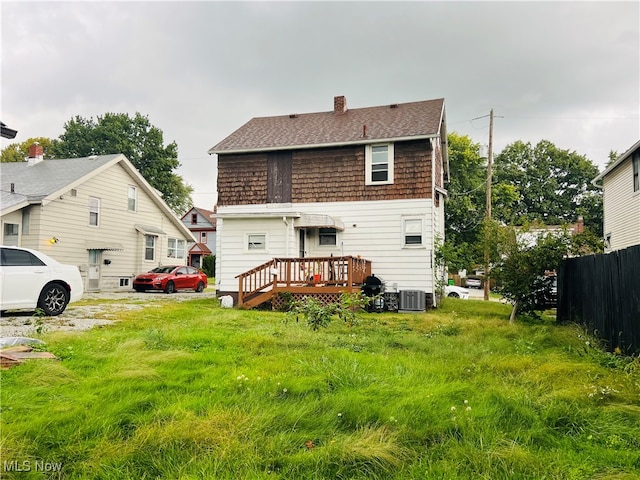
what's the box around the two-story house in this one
[592,139,640,251]
[181,206,217,269]
[208,96,449,309]
[0,144,196,291]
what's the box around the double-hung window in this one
[365,143,394,185]
[89,197,100,226]
[403,218,423,246]
[128,186,137,212]
[168,238,186,259]
[144,235,156,261]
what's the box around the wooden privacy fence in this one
[557,244,640,354]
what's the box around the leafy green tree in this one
[52,113,193,213]
[492,140,602,235]
[494,224,602,322]
[1,137,58,162]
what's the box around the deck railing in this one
[236,256,371,307]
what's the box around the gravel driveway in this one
[0,289,218,338]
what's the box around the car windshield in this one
[150,266,177,274]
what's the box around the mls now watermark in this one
[3,460,63,472]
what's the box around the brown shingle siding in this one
[217,140,433,206]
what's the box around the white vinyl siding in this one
[216,198,439,295]
[602,157,640,251]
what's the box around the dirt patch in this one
[0,289,218,338]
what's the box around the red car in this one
[133,265,208,294]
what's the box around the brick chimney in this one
[334,95,347,114]
[27,142,44,166]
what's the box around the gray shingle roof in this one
[209,98,445,154]
[0,154,120,209]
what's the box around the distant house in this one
[0,144,196,291]
[181,206,216,269]
[592,140,640,252]
[516,217,585,248]
[208,95,449,309]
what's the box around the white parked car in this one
[0,246,84,316]
[444,285,470,299]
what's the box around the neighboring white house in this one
[208,95,449,308]
[0,144,196,291]
[592,139,640,252]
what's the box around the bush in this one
[202,254,215,278]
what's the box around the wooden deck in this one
[236,256,372,308]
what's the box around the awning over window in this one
[135,224,166,235]
[293,214,344,231]
[85,241,125,251]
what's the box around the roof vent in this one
[390,104,399,109]
[289,113,298,119]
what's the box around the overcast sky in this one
[2,1,638,210]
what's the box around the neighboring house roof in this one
[189,242,212,255]
[208,97,446,154]
[182,206,216,228]
[593,139,640,184]
[0,154,196,241]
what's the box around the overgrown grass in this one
[1,298,639,479]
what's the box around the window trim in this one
[402,217,424,247]
[365,143,394,185]
[128,185,137,212]
[246,233,267,252]
[201,232,207,243]
[191,213,198,224]
[89,197,100,227]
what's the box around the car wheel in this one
[38,282,70,316]
[195,281,205,293]
[164,281,176,294]
[448,292,460,298]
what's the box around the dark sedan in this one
[133,265,208,294]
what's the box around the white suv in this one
[0,246,84,316]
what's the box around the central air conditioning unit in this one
[399,290,426,312]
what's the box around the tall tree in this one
[53,113,193,213]
[1,137,58,162]
[492,140,602,235]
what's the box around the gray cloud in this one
[2,1,638,210]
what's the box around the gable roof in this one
[593,139,640,184]
[209,97,446,154]
[0,154,195,241]
[181,206,216,227]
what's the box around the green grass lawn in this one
[1,298,639,479]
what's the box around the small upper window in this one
[201,232,207,243]
[191,213,198,224]
[633,152,639,192]
[128,186,137,212]
[365,144,394,185]
[248,234,266,251]
[318,228,337,246]
[89,197,100,226]
[403,218,423,246]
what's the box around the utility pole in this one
[484,109,494,301]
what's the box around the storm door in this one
[88,250,101,291]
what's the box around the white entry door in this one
[88,250,101,291]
